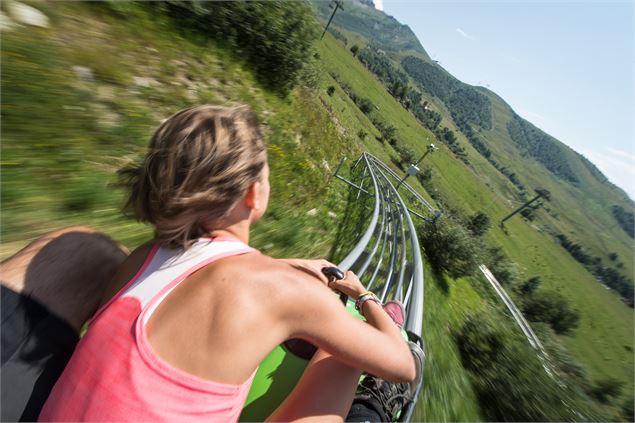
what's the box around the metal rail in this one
[479,264,557,379]
[334,152,426,337]
[333,153,431,422]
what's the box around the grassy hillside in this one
[0,2,357,260]
[315,31,633,413]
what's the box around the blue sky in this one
[377,0,634,199]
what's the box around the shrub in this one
[417,167,433,183]
[587,378,624,404]
[467,211,490,236]
[455,314,601,421]
[611,205,634,238]
[393,144,415,166]
[153,1,319,93]
[485,247,519,285]
[522,290,579,335]
[356,97,374,114]
[356,129,367,140]
[371,118,396,143]
[620,397,634,422]
[519,276,542,294]
[350,44,359,56]
[418,218,481,278]
[326,86,335,96]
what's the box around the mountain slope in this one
[312,0,633,294]
[311,0,634,409]
[311,0,431,61]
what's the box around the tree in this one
[154,1,319,93]
[442,127,457,144]
[611,205,634,238]
[349,44,359,56]
[326,85,335,96]
[418,218,481,278]
[608,252,618,262]
[467,211,490,236]
[522,291,580,335]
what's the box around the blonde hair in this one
[120,105,267,248]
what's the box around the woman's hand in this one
[328,271,366,298]
[281,258,335,285]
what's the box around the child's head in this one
[121,105,268,248]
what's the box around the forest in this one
[401,56,492,130]
[507,114,579,184]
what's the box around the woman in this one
[39,105,415,422]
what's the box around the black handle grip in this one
[322,266,345,280]
[321,266,348,305]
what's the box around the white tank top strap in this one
[121,237,255,322]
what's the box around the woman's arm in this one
[278,269,416,383]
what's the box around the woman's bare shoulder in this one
[211,252,325,295]
[98,241,154,307]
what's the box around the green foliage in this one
[402,56,492,130]
[587,378,624,404]
[520,202,542,221]
[154,1,319,93]
[416,167,433,184]
[466,211,490,236]
[370,117,397,144]
[393,143,415,165]
[455,314,596,421]
[522,290,580,335]
[418,218,481,278]
[327,27,348,45]
[356,97,374,114]
[578,152,609,184]
[507,114,579,183]
[611,205,634,238]
[556,233,634,306]
[620,397,634,422]
[417,106,442,131]
[326,85,335,96]
[356,129,367,140]
[457,122,491,159]
[357,44,411,106]
[519,276,542,294]
[330,72,375,115]
[435,127,470,165]
[349,44,359,56]
[484,247,518,285]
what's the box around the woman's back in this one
[39,237,290,422]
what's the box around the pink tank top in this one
[39,237,257,422]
